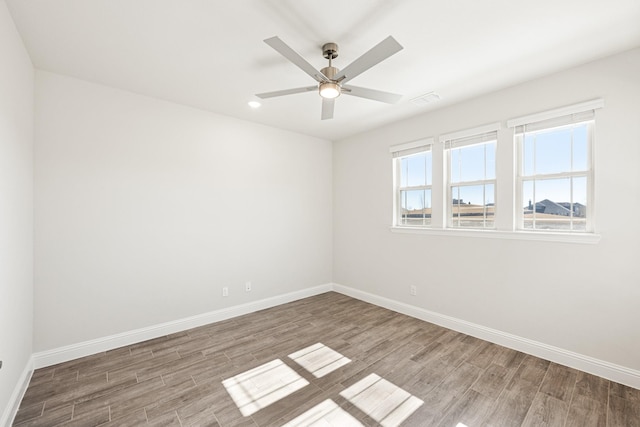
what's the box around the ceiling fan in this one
[256,36,404,120]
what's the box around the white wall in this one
[333,48,640,371]
[0,0,34,420]
[34,71,332,351]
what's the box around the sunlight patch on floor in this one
[340,373,424,427]
[222,359,309,416]
[282,399,363,427]
[288,343,351,378]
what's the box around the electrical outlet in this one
[222,287,229,297]
[410,285,417,296]
[245,281,252,292]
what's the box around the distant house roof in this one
[524,200,586,217]
[558,202,585,209]
[536,199,571,216]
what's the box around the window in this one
[391,139,433,227]
[510,104,599,233]
[442,125,498,229]
[390,99,602,242]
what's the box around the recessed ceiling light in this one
[248,101,261,109]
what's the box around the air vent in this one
[411,92,441,106]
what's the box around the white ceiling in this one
[6,0,640,141]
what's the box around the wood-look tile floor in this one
[13,292,640,426]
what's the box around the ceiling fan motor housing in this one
[321,66,339,80]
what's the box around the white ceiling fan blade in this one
[264,36,328,83]
[334,36,403,84]
[321,98,335,120]
[342,85,402,104]
[256,86,317,99]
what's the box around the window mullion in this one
[450,178,496,187]
[532,131,537,228]
[399,185,431,191]
[525,171,588,180]
[483,143,487,227]
[570,125,575,229]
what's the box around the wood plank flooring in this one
[13,292,640,426]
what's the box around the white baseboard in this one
[332,283,640,390]
[28,281,640,391]
[33,284,332,369]
[0,356,34,427]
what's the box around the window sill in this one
[389,226,601,244]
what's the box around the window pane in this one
[523,135,535,176]
[522,180,535,230]
[450,184,494,228]
[485,143,496,180]
[401,157,407,187]
[534,178,571,205]
[450,149,461,183]
[572,176,587,231]
[458,144,486,182]
[484,183,496,228]
[407,154,424,186]
[572,124,588,172]
[531,178,572,230]
[535,127,572,174]
[573,176,587,206]
[400,151,431,187]
[400,189,431,226]
[450,142,495,183]
[425,151,432,186]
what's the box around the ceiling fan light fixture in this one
[319,82,340,99]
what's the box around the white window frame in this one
[441,123,500,230]
[508,100,602,234]
[390,139,433,228]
